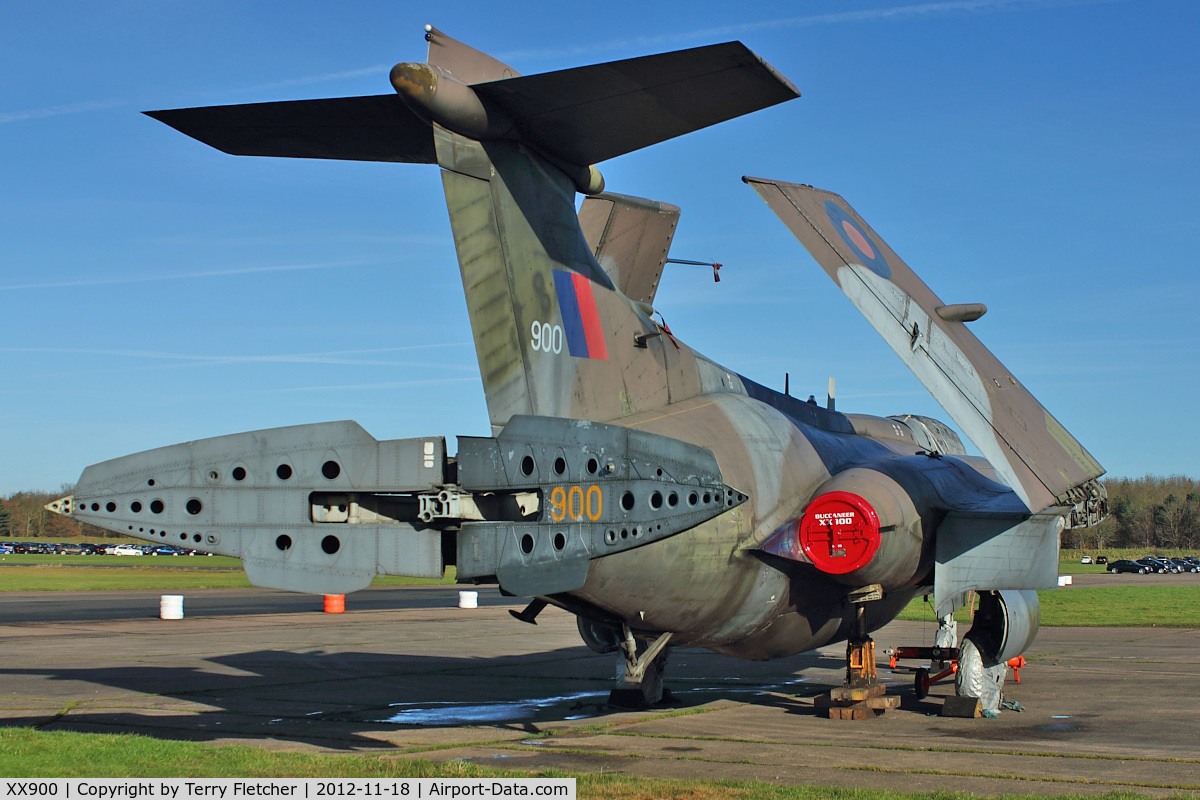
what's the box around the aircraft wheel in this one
[914,667,930,699]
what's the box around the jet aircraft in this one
[48,27,1107,712]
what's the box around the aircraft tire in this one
[955,638,985,700]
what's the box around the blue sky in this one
[2,0,1197,495]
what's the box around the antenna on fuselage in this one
[827,376,836,412]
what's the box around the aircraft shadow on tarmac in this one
[2,646,853,749]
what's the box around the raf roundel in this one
[824,200,891,278]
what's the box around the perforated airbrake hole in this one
[621,492,635,511]
[321,535,339,554]
[147,479,155,487]
[322,460,340,480]
[520,455,535,477]
[186,499,202,515]
[131,501,142,513]
[553,456,566,476]
[276,535,292,551]
[150,499,164,514]
[586,457,599,475]
[106,502,116,513]
[553,532,566,551]
[276,464,293,480]
[667,492,678,508]
[688,492,698,507]
[520,533,535,555]
[649,491,663,510]
[192,534,201,543]
[232,466,247,481]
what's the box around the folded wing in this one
[745,176,1104,519]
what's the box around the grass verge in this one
[0,728,1164,799]
[0,566,457,591]
[898,585,1200,627]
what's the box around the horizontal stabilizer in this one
[745,176,1104,516]
[475,42,799,166]
[145,95,436,163]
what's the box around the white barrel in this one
[160,594,184,620]
[458,590,478,609]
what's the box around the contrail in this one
[0,259,382,292]
[2,0,1125,126]
[498,0,1127,62]
[1,344,475,371]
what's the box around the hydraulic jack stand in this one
[815,585,900,720]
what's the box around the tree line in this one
[0,487,110,540]
[1067,475,1200,551]
[3,476,1198,548]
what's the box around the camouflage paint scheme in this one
[49,27,1105,672]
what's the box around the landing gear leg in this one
[609,625,673,709]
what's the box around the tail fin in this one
[145,30,799,429]
[424,40,796,429]
[745,176,1105,522]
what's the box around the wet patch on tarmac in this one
[380,691,608,726]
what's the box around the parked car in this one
[0,543,14,554]
[56,543,87,555]
[1109,559,1148,574]
[111,544,144,556]
[1095,556,1109,565]
[1080,556,1093,564]
[1137,558,1173,574]
[147,545,181,556]
[1169,558,1199,573]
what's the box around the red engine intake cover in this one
[798,491,882,574]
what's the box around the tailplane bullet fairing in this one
[48,27,1106,711]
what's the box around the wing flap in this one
[145,95,436,163]
[745,176,1104,514]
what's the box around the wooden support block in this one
[941,696,982,718]
[864,695,900,711]
[828,704,876,720]
[830,683,886,702]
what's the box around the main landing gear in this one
[610,625,674,708]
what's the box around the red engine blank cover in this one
[798,490,882,574]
